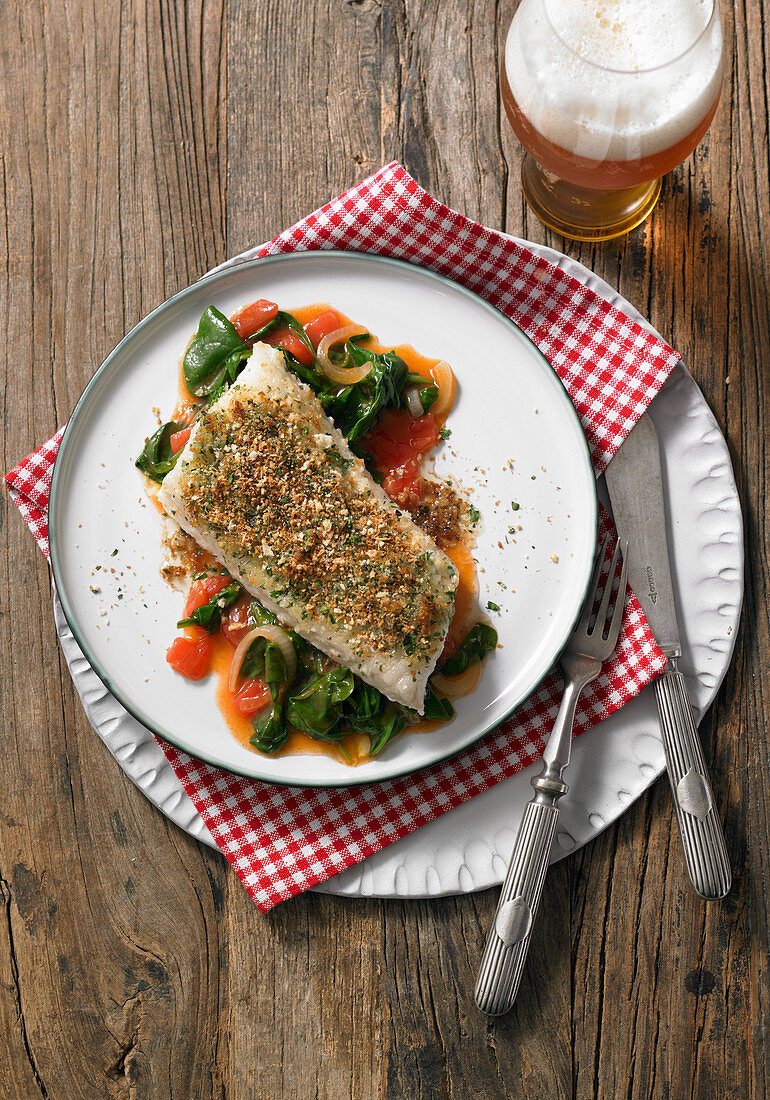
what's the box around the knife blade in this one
[604,415,681,656]
[605,413,731,900]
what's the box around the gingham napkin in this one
[6,163,676,911]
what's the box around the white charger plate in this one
[52,242,743,897]
[49,251,598,787]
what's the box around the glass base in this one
[521,155,662,242]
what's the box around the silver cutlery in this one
[605,412,730,900]
[475,535,627,1016]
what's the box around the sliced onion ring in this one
[429,360,456,418]
[431,661,482,698]
[404,386,425,419]
[317,325,370,383]
[229,624,297,693]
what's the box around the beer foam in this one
[505,0,723,162]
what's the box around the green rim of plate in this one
[49,250,598,788]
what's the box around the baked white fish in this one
[158,344,458,712]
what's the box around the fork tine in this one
[578,534,610,631]
[594,536,622,637]
[604,540,629,650]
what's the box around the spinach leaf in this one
[239,639,267,680]
[367,706,407,756]
[417,384,438,412]
[399,683,455,725]
[177,580,241,634]
[317,383,353,420]
[423,683,455,721]
[278,310,314,350]
[439,623,498,676]
[135,420,186,483]
[344,680,382,730]
[183,306,252,397]
[294,635,330,675]
[251,309,310,347]
[251,600,277,626]
[286,667,356,741]
[342,681,407,756]
[235,603,295,701]
[280,347,321,392]
[264,644,289,702]
[339,339,410,441]
[250,700,289,754]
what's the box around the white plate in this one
[49,251,597,787]
[52,242,743,897]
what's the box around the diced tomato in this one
[264,327,315,366]
[304,309,340,348]
[183,575,232,619]
[231,677,272,717]
[363,410,439,472]
[169,426,192,453]
[230,299,278,339]
[364,410,440,503]
[383,458,421,502]
[407,414,440,453]
[166,628,212,680]
[221,595,252,646]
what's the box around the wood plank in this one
[0,0,228,1096]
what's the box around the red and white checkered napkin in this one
[6,163,677,911]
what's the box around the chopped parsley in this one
[439,428,451,440]
[511,501,520,511]
[468,504,480,525]
[486,601,500,612]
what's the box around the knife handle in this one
[655,665,731,900]
[474,793,560,1015]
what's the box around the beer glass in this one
[501,0,723,241]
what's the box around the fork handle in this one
[474,792,561,1015]
[655,664,731,900]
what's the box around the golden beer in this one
[501,0,724,241]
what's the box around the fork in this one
[475,535,628,1016]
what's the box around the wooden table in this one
[2,2,767,1097]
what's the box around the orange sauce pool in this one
[444,540,479,649]
[166,301,483,763]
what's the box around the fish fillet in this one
[158,343,458,712]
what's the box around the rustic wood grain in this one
[1,0,767,1097]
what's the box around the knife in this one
[604,413,731,900]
